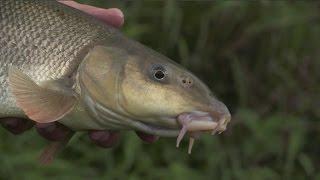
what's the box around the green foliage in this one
[1,1,319,179]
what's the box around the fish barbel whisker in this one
[188,132,201,154]
[176,125,187,148]
[176,115,192,148]
[188,137,195,154]
[176,112,219,153]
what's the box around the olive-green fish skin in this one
[0,0,115,116]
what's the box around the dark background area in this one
[1,1,319,179]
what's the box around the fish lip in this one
[175,110,231,154]
[135,111,221,135]
[176,110,231,133]
[177,111,216,129]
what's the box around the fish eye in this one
[151,65,167,81]
[154,70,165,80]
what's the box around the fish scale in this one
[0,0,113,116]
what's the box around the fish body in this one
[0,0,231,153]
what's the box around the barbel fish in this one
[0,0,231,156]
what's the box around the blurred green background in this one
[1,1,320,179]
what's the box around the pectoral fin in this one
[8,67,77,123]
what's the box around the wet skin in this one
[0,1,158,147]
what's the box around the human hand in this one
[1,0,158,149]
[58,0,124,28]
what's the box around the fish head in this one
[120,51,231,130]
[79,44,231,153]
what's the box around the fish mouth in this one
[175,110,231,154]
[134,109,231,154]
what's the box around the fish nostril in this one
[179,75,193,88]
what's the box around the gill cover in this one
[79,46,126,114]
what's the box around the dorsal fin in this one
[8,67,77,123]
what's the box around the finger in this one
[0,117,34,134]
[89,130,120,148]
[136,131,159,143]
[58,1,124,28]
[36,122,73,141]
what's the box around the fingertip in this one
[36,123,72,141]
[58,1,124,28]
[0,118,33,135]
[89,130,120,148]
[92,8,124,28]
[105,8,124,28]
[136,131,159,143]
[107,8,124,19]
